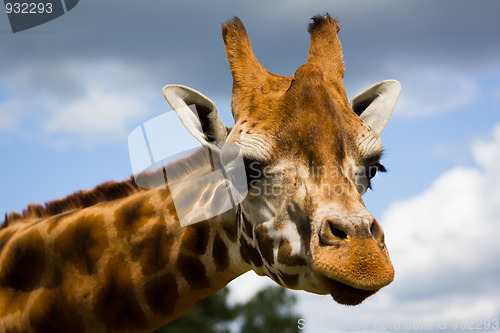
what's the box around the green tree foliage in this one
[153,285,301,333]
[237,285,301,333]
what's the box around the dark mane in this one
[308,13,340,34]
[1,148,208,228]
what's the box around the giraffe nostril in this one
[370,219,384,243]
[328,221,348,240]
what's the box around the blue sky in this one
[1,1,500,331]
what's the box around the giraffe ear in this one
[350,80,401,135]
[163,84,228,147]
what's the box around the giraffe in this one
[0,14,401,332]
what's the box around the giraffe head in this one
[164,15,400,306]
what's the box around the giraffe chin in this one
[318,275,379,306]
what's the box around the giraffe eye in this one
[366,162,386,189]
[367,162,386,179]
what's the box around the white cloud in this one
[385,124,500,274]
[473,125,500,175]
[0,59,156,147]
[395,68,480,118]
[377,123,500,321]
[0,100,22,131]
[44,90,148,139]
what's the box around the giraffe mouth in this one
[317,275,379,305]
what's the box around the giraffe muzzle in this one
[311,216,394,304]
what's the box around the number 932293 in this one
[5,2,53,14]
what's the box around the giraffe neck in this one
[0,183,251,332]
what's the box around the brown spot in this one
[0,230,45,291]
[277,238,307,266]
[53,215,108,275]
[181,222,210,256]
[130,218,173,275]
[239,236,263,268]
[288,203,312,256]
[29,288,85,333]
[242,213,254,239]
[114,199,149,240]
[94,254,148,331]
[222,223,237,243]
[280,272,299,288]
[239,236,250,263]
[45,267,63,289]
[144,272,179,317]
[255,226,274,265]
[268,271,281,284]
[177,254,211,290]
[165,197,179,222]
[212,234,229,271]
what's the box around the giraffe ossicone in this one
[0,14,401,332]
